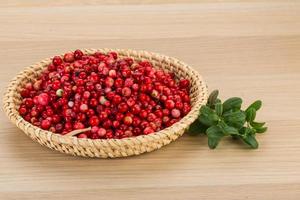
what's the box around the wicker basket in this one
[3,49,208,158]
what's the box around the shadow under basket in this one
[3,49,208,158]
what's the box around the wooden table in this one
[1,1,300,199]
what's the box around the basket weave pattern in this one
[3,49,208,158]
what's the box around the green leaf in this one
[246,108,256,122]
[188,120,207,136]
[250,121,266,129]
[215,102,223,116]
[223,110,246,129]
[207,90,219,107]
[206,125,224,149]
[242,134,259,149]
[240,127,256,135]
[223,97,242,112]
[199,106,219,126]
[246,100,262,112]
[255,126,268,133]
[220,125,239,136]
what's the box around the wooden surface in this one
[1,1,300,199]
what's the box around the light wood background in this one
[0,1,300,199]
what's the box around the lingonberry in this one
[123,116,133,125]
[175,101,183,109]
[179,79,190,88]
[89,98,98,107]
[112,95,122,105]
[139,110,148,118]
[78,133,88,138]
[41,119,51,130]
[52,56,63,66]
[73,122,85,130]
[121,87,131,97]
[118,103,128,113]
[171,108,181,118]
[74,49,83,60]
[143,127,154,135]
[97,128,106,137]
[79,104,88,112]
[165,99,175,110]
[89,116,100,126]
[103,119,112,129]
[19,107,27,115]
[18,50,191,139]
[37,93,49,106]
[131,104,141,114]
[64,52,74,63]
[112,120,120,128]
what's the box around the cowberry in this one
[18,50,191,139]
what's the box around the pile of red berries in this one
[18,50,191,139]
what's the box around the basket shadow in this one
[5,127,208,176]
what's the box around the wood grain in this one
[0,1,300,200]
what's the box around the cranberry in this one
[74,49,83,60]
[37,93,49,106]
[105,77,114,87]
[123,116,133,125]
[139,110,148,118]
[179,79,190,88]
[112,95,122,105]
[78,133,88,138]
[89,116,100,126]
[19,107,27,115]
[24,98,34,108]
[175,101,183,109]
[64,52,74,63]
[73,122,85,129]
[97,128,106,137]
[41,119,51,130]
[143,127,154,135]
[52,56,63,66]
[118,103,128,113]
[171,108,181,118]
[18,50,192,139]
[165,99,175,109]
[131,104,141,114]
[79,104,88,112]
[121,87,131,97]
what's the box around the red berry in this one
[118,103,128,113]
[19,107,27,115]
[74,122,85,130]
[165,100,175,109]
[143,127,154,135]
[52,56,63,66]
[97,128,106,137]
[179,79,190,88]
[89,116,100,126]
[121,87,131,97]
[78,133,88,138]
[105,77,114,87]
[41,119,51,130]
[38,93,49,106]
[123,116,133,125]
[64,52,74,63]
[112,95,122,105]
[74,49,83,60]
[139,110,148,118]
[171,108,181,118]
[131,104,141,114]
[79,104,88,112]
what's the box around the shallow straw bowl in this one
[3,49,208,158]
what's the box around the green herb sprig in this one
[188,90,267,149]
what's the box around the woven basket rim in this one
[3,48,208,154]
